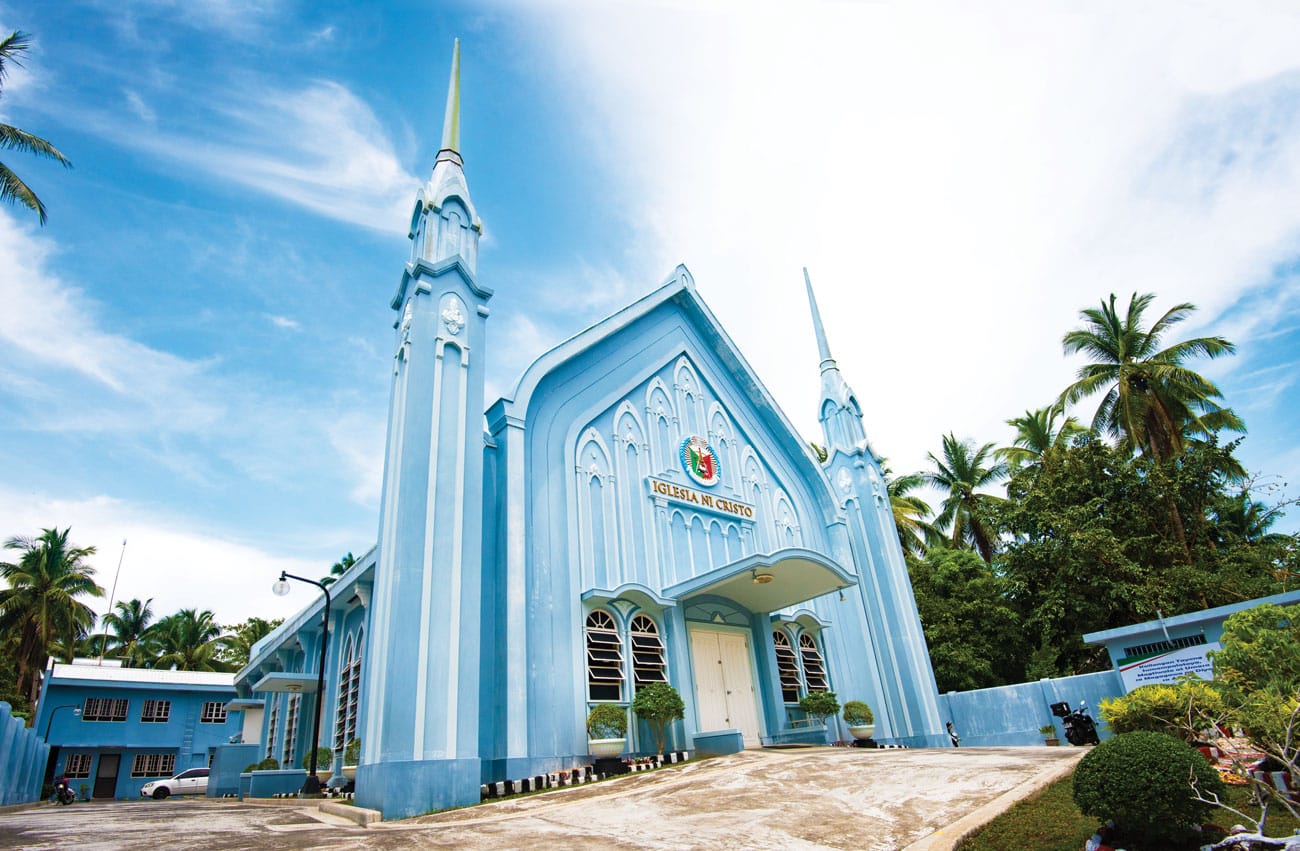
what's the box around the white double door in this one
[689,628,762,747]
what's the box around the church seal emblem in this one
[679,436,721,487]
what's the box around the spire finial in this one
[438,38,462,160]
[804,267,834,365]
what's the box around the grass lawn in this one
[956,775,1300,851]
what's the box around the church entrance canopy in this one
[663,547,855,613]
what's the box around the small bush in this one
[842,700,874,725]
[242,763,259,773]
[301,746,332,771]
[631,682,685,754]
[1099,678,1226,741]
[586,703,627,739]
[256,757,280,771]
[1072,731,1224,848]
[343,738,361,765]
[798,691,840,724]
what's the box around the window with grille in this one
[282,694,300,767]
[200,701,227,724]
[64,753,92,778]
[82,697,128,721]
[630,615,667,690]
[266,699,279,759]
[140,699,171,723]
[131,753,176,777]
[799,633,829,692]
[773,631,802,702]
[585,610,624,702]
[334,635,363,750]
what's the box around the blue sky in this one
[3,1,1299,624]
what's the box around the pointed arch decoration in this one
[577,431,617,588]
[645,379,676,473]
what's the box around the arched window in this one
[773,631,801,703]
[630,615,666,690]
[334,634,363,750]
[799,633,829,692]
[586,610,624,701]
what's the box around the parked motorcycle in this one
[1050,700,1101,746]
[52,777,76,805]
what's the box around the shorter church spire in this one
[804,268,868,455]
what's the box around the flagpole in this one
[97,539,127,665]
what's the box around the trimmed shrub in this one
[631,682,685,755]
[798,691,840,724]
[1072,731,1224,848]
[586,703,627,739]
[300,746,332,771]
[242,763,259,773]
[343,739,361,765]
[842,701,874,725]
[255,757,280,771]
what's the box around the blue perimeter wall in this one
[0,702,49,804]
[938,670,1124,747]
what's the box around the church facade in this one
[234,42,945,819]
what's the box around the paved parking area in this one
[0,747,1085,851]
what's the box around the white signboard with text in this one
[1118,641,1220,692]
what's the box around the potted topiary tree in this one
[798,691,841,740]
[587,703,628,758]
[631,682,685,755]
[842,700,875,741]
[1040,723,1060,746]
[342,739,361,781]
[301,746,332,772]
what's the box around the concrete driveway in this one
[0,747,1085,851]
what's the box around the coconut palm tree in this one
[1058,293,1242,462]
[997,403,1085,472]
[1,31,72,224]
[151,609,231,672]
[923,434,1008,564]
[320,552,356,588]
[218,616,282,669]
[0,527,102,703]
[99,598,157,667]
[878,461,939,557]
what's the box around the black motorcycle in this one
[52,778,75,805]
[1050,700,1101,746]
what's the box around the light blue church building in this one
[235,42,945,818]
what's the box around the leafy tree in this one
[1058,292,1242,463]
[923,433,1007,563]
[0,32,71,224]
[880,461,938,556]
[908,547,1027,691]
[320,552,356,588]
[99,598,156,667]
[151,608,231,672]
[631,682,685,754]
[797,690,840,726]
[218,616,282,669]
[0,528,103,704]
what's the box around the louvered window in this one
[266,700,279,759]
[799,633,829,692]
[282,694,300,767]
[630,615,667,689]
[773,631,801,703]
[585,610,624,701]
[334,636,363,750]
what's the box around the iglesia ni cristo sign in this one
[648,477,755,519]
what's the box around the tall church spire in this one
[804,268,867,454]
[411,38,479,272]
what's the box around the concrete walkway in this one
[0,747,1085,850]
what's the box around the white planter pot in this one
[848,724,875,741]
[341,765,357,780]
[588,738,626,758]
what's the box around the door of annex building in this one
[689,628,762,746]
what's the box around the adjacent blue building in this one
[33,660,241,799]
[235,41,947,819]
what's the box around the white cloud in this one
[266,313,301,331]
[0,486,316,624]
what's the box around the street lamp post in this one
[43,704,82,741]
[272,570,331,797]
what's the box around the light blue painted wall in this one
[0,701,49,805]
[937,670,1124,747]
